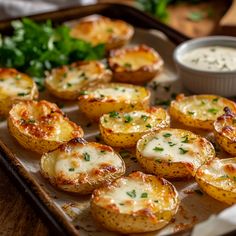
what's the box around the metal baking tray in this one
[0,3,235,236]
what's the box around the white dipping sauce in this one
[180,46,236,72]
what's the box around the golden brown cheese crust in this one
[91,171,179,233]
[195,158,236,205]
[78,83,151,121]
[8,100,83,153]
[99,107,170,148]
[70,16,134,50]
[45,61,112,100]
[214,108,236,156]
[108,44,163,84]
[169,94,236,130]
[40,137,125,194]
[0,68,38,116]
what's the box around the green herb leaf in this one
[179,147,188,154]
[69,168,75,171]
[212,98,219,103]
[141,192,148,198]
[163,133,172,138]
[187,111,195,115]
[168,142,176,147]
[126,189,136,198]
[207,108,218,115]
[17,92,29,96]
[146,124,152,128]
[124,114,133,123]
[141,115,148,122]
[79,90,88,95]
[109,111,120,118]
[83,152,90,161]
[123,63,132,68]
[153,147,164,152]
[187,11,204,22]
[181,135,189,143]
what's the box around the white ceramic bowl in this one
[174,36,236,97]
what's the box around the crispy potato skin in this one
[70,16,134,51]
[45,61,112,100]
[78,83,151,121]
[99,107,170,148]
[91,171,179,233]
[109,44,163,84]
[136,128,215,179]
[214,108,236,156]
[195,158,236,205]
[40,138,125,194]
[169,94,236,130]
[8,100,83,154]
[0,68,38,117]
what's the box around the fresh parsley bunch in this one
[0,18,105,90]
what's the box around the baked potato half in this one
[136,128,215,179]
[108,44,163,84]
[99,107,170,148]
[214,107,236,156]
[78,83,150,121]
[195,158,236,205]
[40,138,125,194]
[8,100,83,154]
[0,68,38,117]
[91,171,179,233]
[70,16,134,50]
[45,61,112,100]
[169,94,236,130]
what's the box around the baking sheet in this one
[0,28,229,236]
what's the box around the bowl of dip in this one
[174,36,236,97]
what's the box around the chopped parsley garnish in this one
[179,147,188,154]
[233,176,236,182]
[83,152,90,161]
[220,174,229,179]
[119,203,124,206]
[123,63,132,68]
[194,189,203,195]
[168,142,176,147]
[154,200,159,203]
[109,111,119,118]
[28,119,35,124]
[187,111,195,115]
[68,168,75,171]
[207,108,218,115]
[124,114,133,123]
[153,147,164,152]
[126,189,136,198]
[163,133,172,138]
[146,124,152,128]
[67,82,72,87]
[141,192,148,198]
[119,150,130,158]
[201,101,206,105]
[212,98,219,103]
[103,118,108,123]
[79,90,88,95]
[100,150,106,154]
[141,115,148,122]
[181,135,189,143]
[17,92,29,96]
[63,72,67,78]
[155,159,162,163]
[106,28,113,33]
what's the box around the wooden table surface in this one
[1,1,236,235]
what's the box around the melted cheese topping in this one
[173,95,236,121]
[10,101,81,141]
[46,62,110,91]
[0,73,35,99]
[101,109,168,133]
[70,17,133,46]
[197,158,236,193]
[94,173,177,214]
[43,141,124,182]
[111,49,158,71]
[140,129,214,166]
[214,115,236,141]
[86,84,148,101]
